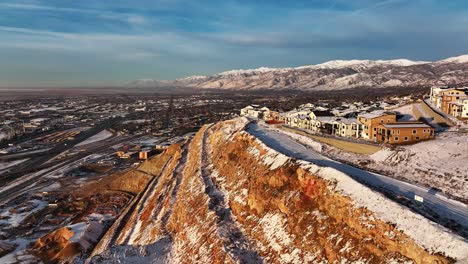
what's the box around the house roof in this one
[316,116,337,123]
[358,111,395,119]
[313,110,334,117]
[334,118,358,125]
[382,122,431,129]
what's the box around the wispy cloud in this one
[0,2,149,27]
[351,0,404,15]
[0,0,467,87]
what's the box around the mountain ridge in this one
[129,54,468,91]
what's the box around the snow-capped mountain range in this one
[128,54,468,90]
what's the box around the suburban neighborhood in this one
[241,86,468,145]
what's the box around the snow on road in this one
[247,122,468,259]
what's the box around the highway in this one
[247,122,468,238]
[0,134,141,204]
[0,114,139,187]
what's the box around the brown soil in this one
[32,227,80,263]
[91,119,455,263]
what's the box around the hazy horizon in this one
[1,0,468,87]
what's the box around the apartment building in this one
[331,118,362,138]
[441,89,467,113]
[430,86,468,116]
[357,112,397,141]
[375,122,434,144]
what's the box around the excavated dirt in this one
[88,119,462,263]
[32,226,79,263]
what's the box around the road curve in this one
[247,122,468,238]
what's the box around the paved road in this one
[247,122,468,238]
[0,135,141,204]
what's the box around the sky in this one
[0,0,468,87]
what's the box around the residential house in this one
[240,105,254,116]
[284,110,311,127]
[331,118,362,138]
[357,112,397,141]
[240,105,270,119]
[375,122,434,144]
[309,116,337,134]
[429,86,446,109]
[460,98,468,119]
[263,110,281,122]
[308,110,334,120]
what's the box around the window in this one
[412,129,417,134]
[373,127,377,131]
[394,137,399,141]
[416,137,420,140]
[397,130,400,135]
[404,137,408,141]
[380,119,384,123]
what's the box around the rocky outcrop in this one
[89,118,467,263]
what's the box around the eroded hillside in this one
[86,118,468,263]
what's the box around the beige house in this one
[240,105,270,118]
[430,86,446,109]
[448,98,468,119]
[285,110,312,127]
[308,116,337,133]
[331,118,362,138]
[460,98,468,119]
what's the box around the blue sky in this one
[1,0,467,87]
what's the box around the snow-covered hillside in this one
[128,54,468,91]
[87,118,467,263]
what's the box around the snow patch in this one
[76,130,113,146]
[437,54,468,64]
[257,213,293,252]
[244,121,468,261]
